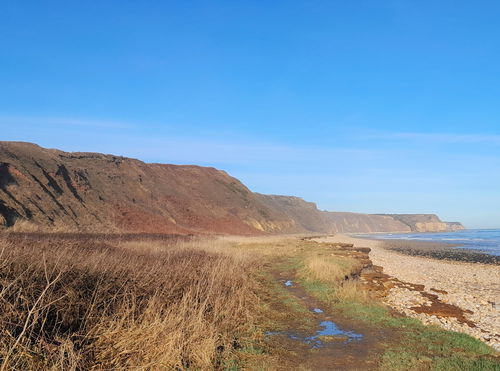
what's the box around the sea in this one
[353,229,500,256]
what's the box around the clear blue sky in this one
[1,1,499,228]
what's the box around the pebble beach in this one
[317,234,500,351]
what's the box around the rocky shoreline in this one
[384,282,499,351]
[372,238,499,265]
[316,235,500,352]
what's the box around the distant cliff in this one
[381,214,465,232]
[321,212,411,233]
[256,194,332,233]
[0,142,464,234]
[318,212,465,233]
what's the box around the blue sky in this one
[1,1,499,228]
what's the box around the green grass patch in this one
[274,256,303,271]
[380,331,499,370]
[256,270,314,331]
[406,327,493,356]
[334,300,422,328]
[224,359,240,371]
[381,350,428,371]
[300,277,333,302]
[433,356,500,371]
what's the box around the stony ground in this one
[316,235,500,352]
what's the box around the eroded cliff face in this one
[383,214,465,233]
[256,194,332,233]
[321,212,412,233]
[0,142,464,234]
[0,142,301,234]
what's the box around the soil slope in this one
[0,142,464,234]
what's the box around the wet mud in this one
[266,269,395,370]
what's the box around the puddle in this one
[267,321,363,348]
[271,275,363,350]
[306,321,363,347]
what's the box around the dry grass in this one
[219,237,372,304]
[299,254,369,303]
[331,280,369,303]
[5,220,45,233]
[303,255,362,283]
[215,235,317,259]
[0,233,259,370]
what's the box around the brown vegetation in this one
[0,233,259,370]
[0,233,497,370]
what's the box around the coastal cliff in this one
[0,142,464,234]
[382,214,465,233]
[321,212,411,233]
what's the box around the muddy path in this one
[264,267,399,371]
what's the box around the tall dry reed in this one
[300,255,369,303]
[0,233,258,370]
[303,255,361,283]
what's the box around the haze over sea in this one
[356,229,500,256]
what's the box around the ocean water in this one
[354,229,500,256]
